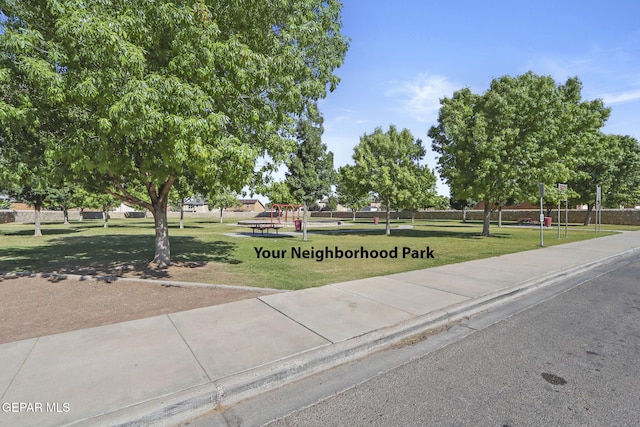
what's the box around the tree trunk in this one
[462,207,467,223]
[498,207,502,228]
[385,196,391,236]
[482,200,491,236]
[63,208,70,225]
[583,203,594,226]
[103,208,109,228]
[411,212,415,224]
[151,200,171,267]
[143,177,175,267]
[352,209,356,222]
[79,207,84,222]
[219,207,224,223]
[179,203,184,229]
[34,204,42,237]
[302,204,308,241]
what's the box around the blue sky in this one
[319,0,640,196]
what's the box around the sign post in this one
[558,200,562,240]
[595,186,602,233]
[558,184,568,238]
[539,183,544,247]
[557,195,561,239]
[565,192,569,238]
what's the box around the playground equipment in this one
[270,204,302,223]
[237,204,303,235]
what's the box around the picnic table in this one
[516,217,539,225]
[238,221,284,235]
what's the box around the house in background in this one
[114,203,138,213]
[9,201,31,210]
[362,201,383,212]
[182,198,209,213]
[232,199,265,213]
[316,198,349,212]
[473,201,539,210]
[176,197,265,213]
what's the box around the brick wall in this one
[7,208,639,225]
[0,211,15,224]
[10,209,262,223]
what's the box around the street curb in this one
[86,244,640,426]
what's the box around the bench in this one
[516,217,539,225]
[248,223,283,235]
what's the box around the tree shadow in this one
[233,232,295,239]
[308,228,385,237]
[0,273,30,283]
[391,228,514,239]
[419,222,479,229]
[191,219,224,225]
[70,221,156,230]
[309,227,509,240]
[1,227,86,236]
[75,220,206,230]
[171,224,206,229]
[0,234,239,279]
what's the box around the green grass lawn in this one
[1,217,636,290]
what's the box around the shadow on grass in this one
[1,227,87,237]
[0,234,239,279]
[233,232,295,239]
[390,228,513,239]
[309,227,512,239]
[418,222,481,229]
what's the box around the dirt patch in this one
[0,275,276,344]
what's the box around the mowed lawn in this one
[0,217,634,290]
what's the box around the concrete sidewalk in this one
[2,231,639,426]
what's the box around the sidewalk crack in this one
[167,315,212,382]
[257,298,334,344]
[0,338,38,401]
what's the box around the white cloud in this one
[600,89,640,105]
[531,50,640,106]
[386,74,458,123]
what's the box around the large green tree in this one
[0,50,63,236]
[429,72,609,236]
[350,125,435,236]
[206,186,241,224]
[6,186,50,235]
[1,0,348,266]
[569,133,640,224]
[336,164,371,221]
[605,135,640,208]
[83,192,120,228]
[398,166,438,223]
[260,181,294,206]
[48,183,80,225]
[285,101,334,240]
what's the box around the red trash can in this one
[544,217,552,227]
[373,217,379,225]
[294,220,302,231]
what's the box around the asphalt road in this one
[189,254,640,426]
